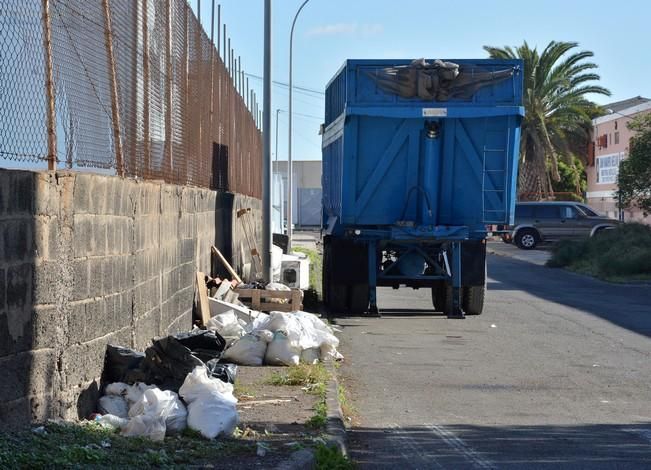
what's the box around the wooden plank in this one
[211,245,243,284]
[195,271,211,326]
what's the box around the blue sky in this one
[194,0,651,162]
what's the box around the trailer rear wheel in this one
[462,285,485,315]
[431,283,447,312]
[349,284,369,315]
[328,283,348,315]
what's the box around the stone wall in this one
[0,169,260,428]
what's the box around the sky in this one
[193,0,651,162]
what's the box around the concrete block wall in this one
[0,169,252,428]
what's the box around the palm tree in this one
[483,41,610,199]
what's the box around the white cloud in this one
[306,23,384,38]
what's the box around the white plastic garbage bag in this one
[265,331,300,366]
[121,414,167,441]
[179,366,238,439]
[320,342,344,362]
[266,282,291,291]
[221,330,272,366]
[96,413,129,429]
[98,395,129,418]
[293,311,340,349]
[128,388,188,434]
[206,310,246,338]
[103,382,159,418]
[300,347,321,365]
[244,312,270,333]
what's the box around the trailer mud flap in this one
[461,240,487,286]
[326,236,369,283]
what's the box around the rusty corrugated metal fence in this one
[0,0,262,198]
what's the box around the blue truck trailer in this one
[321,59,524,317]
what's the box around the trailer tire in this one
[328,283,348,316]
[431,283,446,312]
[349,284,369,315]
[462,285,485,315]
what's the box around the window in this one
[534,205,560,219]
[576,205,599,217]
[515,205,534,218]
[614,132,620,145]
[561,206,578,219]
[596,153,625,184]
[615,120,618,130]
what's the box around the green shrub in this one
[547,223,651,280]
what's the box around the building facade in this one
[587,96,650,223]
[273,160,323,229]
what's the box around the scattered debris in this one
[212,246,244,285]
[31,426,47,435]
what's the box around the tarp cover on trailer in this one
[368,58,515,101]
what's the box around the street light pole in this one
[262,0,272,282]
[287,0,310,251]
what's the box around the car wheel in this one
[515,229,538,250]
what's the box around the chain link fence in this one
[0,0,262,198]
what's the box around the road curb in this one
[274,448,316,470]
[323,359,348,457]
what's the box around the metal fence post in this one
[165,0,173,174]
[102,0,124,176]
[42,0,57,170]
[143,0,151,178]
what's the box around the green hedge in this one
[547,223,651,281]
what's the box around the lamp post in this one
[262,0,272,282]
[287,0,311,250]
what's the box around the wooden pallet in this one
[234,288,303,312]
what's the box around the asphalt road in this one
[337,254,651,469]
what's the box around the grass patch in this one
[0,421,254,469]
[268,364,330,429]
[337,383,356,423]
[268,363,329,388]
[292,247,323,302]
[547,223,651,282]
[233,380,256,399]
[315,443,356,469]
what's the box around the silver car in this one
[502,202,620,250]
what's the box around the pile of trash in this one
[97,366,237,440]
[96,309,341,440]
[93,244,341,441]
[211,308,343,366]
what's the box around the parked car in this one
[500,201,620,249]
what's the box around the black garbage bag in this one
[205,359,238,384]
[102,344,146,385]
[173,330,226,363]
[139,329,227,391]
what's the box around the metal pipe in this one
[216,4,220,58]
[262,0,272,281]
[287,0,311,248]
[102,0,124,176]
[275,108,281,162]
[42,0,57,171]
[166,0,174,171]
